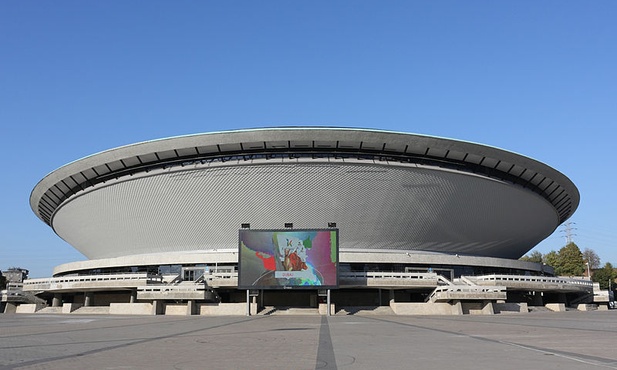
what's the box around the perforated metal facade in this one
[31,128,579,261]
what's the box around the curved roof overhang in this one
[31,127,579,227]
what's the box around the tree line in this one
[521,242,616,290]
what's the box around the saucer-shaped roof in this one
[31,127,578,259]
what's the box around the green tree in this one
[542,243,585,276]
[0,273,5,290]
[520,250,543,263]
[543,250,560,272]
[556,242,585,276]
[592,262,617,290]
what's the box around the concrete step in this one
[72,306,110,315]
[37,307,62,314]
[260,306,320,315]
[336,306,395,315]
[258,306,277,315]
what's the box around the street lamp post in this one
[586,262,591,279]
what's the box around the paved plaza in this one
[1,311,617,370]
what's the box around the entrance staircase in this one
[258,306,320,315]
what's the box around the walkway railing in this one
[339,271,442,288]
[467,274,593,291]
[22,273,162,291]
[427,285,507,303]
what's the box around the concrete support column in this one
[187,300,195,315]
[259,290,264,309]
[246,290,250,316]
[327,289,331,316]
[389,289,395,305]
[152,300,163,315]
[84,292,93,307]
[310,294,317,308]
[130,290,137,303]
[52,294,62,307]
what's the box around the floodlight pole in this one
[327,289,331,316]
[246,290,250,316]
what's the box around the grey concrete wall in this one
[390,302,463,315]
[62,303,81,313]
[198,302,257,315]
[109,303,153,315]
[318,303,336,315]
[15,304,41,313]
[494,302,528,313]
[3,303,17,314]
[462,301,494,315]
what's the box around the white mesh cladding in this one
[52,161,558,260]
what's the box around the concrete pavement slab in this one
[1,311,616,370]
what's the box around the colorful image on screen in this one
[238,229,338,289]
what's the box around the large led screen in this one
[238,229,338,289]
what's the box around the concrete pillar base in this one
[52,294,62,307]
[187,300,195,315]
[545,303,566,312]
[84,292,94,307]
[481,300,495,315]
[451,300,463,315]
[152,300,165,315]
[3,303,17,314]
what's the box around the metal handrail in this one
[470,274,593,287]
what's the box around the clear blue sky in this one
[1,2,615,278]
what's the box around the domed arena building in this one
[9,127,597,316]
